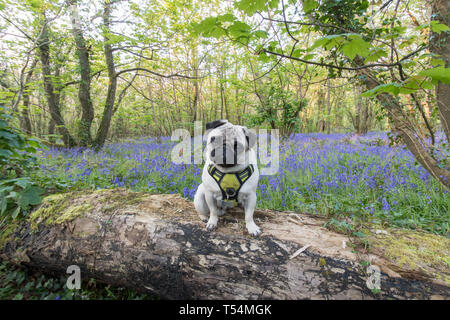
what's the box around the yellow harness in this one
[208,164,254,207]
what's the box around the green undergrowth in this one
[0,261,156,300]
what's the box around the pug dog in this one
[194,120,261,236]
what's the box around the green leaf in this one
[364,48,387,63]
[419,67,450,84]
[290,48,303,58]
[235,0,266,16]
[11,206,20,219]
[0,193,6,214]
[228,21,251,35]
[194,17,222,38]
[217,13,235,23]
[310,34,345,51]
[17,186,43,211]
[14,178,32,189]
[26,138,42,148]
[398,36,417,49]
[353,231,366,238]
[340,35,370,60]
[253,30,268,39]
[27,0,42,9]
[431,58,445,66]
[13,293,23,300]
[0,149,12,158]
[430,21,450,34]
[303,0,319,13]
[361,83,402,97]
[403,76,434,91]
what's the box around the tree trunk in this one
[1,189,448,300]
[69,0,94,146]
[93,1,117,148]
[429,0,450,143]
[355,59,450,188]
[316,89,326,132]
[354,85,362,134]
[37,17,76,147]
[326,79,332,134]
[19,58,37,135]
[360,98,369,135]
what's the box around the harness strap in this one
[208,164,254,202]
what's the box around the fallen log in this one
[0,188,448,299]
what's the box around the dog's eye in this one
[210,136,215,143]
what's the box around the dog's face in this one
[205,120,256,168]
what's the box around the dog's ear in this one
[241,126,257,149]
[206,119,228,131]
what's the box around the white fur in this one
[194,122,261,236]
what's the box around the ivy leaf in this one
[419,67,450,84]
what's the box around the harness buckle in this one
[225,187,236,199]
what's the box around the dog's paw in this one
[206,222,218,231]
[206,217,218,231]
[246,222,261,237]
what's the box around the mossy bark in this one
[0,189,448,299]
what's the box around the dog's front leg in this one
[244,192,261,236]
[204,191,220,231]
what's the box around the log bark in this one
[0,189,448,300]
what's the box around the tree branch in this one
[115,67,199,79]
[262,46,426,71]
